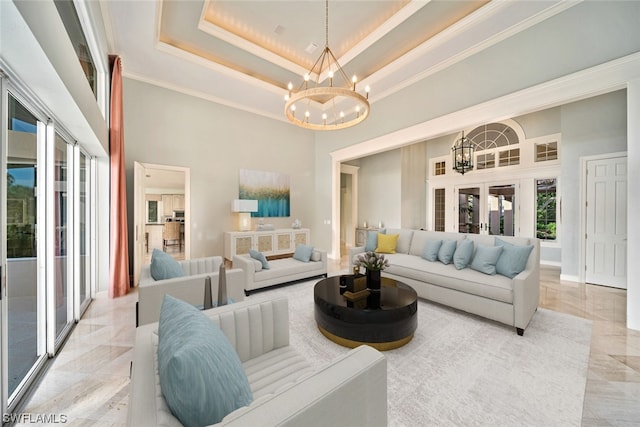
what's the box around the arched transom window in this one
[467,123,520,169]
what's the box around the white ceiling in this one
[101,0,574,126]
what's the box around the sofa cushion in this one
[495,238,534,278]
[250,249,270,269]
[470,245,503,275]
[150,249,184,280]
[409,230,464,257]
[293,244,314,262]
[453,239,474,270]
[438,240,458,265]
[157,295,253,426]
[385,228,413,254]
[365,229,385,251]
[376,233,399,253]
[310,250,321,262]
[421,240,442,262]
[384,254,513,303]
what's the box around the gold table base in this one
[318,326,414,351]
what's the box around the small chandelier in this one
[284,0,370,131]
[452,131,475,175]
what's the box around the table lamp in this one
[232,199,258,231]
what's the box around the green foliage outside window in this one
[536,179,557,240]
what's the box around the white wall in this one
[123,78,316,262]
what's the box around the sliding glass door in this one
[52,133,73,345]
[4,93,47,403]
[2,88,95,411]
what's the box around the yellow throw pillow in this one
[376,233,399,254]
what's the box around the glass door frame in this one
[2,86,50,413]
[454,180,520,236]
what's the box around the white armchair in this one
[128,296,388,426]
[137,256,245,326]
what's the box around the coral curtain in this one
[109,55,129,298]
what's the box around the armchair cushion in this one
[157,295,252,426]
[150,249,184,280]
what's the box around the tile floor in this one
[13,263,640,426]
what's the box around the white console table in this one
[224,228,310,261]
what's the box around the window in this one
[434,161,446,176]
[434,188,445,231]
[476,153,495,170]
[466,123,520,169]
[499,148,520,167]
[535,141,558,162]
[54,0,97,97]
[536,178,557,240]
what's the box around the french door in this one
[455,182,518,236]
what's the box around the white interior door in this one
[585,156,627,288]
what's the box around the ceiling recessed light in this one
[305,42,318,54]
[274,25,285,35]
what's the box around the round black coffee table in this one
[314,275,418,351]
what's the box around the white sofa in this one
[128,296,388,426]
[137,256,245,326]
[351,229,540,335]
[232,250,327,294]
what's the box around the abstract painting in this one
[239,169,290,217]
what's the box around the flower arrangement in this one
[354,251,390,272]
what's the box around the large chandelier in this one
[452,131,475,175]
[284,0,370,131]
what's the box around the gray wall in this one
[349,91,626,271]
[355,149,402,229]
[560,90,628,277]
[313,1,640,253]
[123,78,316,260]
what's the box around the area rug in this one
[249,277,593,426]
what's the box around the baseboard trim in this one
[560,274,580,283]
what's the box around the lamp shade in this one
[231,199,258,213]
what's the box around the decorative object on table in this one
[204,276,213,310]
[292,218,302,229]
[353,251,390,292]
[231,199,258,231]
[239,169,290,217]
[217,263,228,307]
[340,274,366,294]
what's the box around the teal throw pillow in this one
[364,229,386,252]
[150,249,184,280]
[438,240,458,265]
[158,295,253,427]
[470,244,503,275]
[249,249,270,269]
[495,238,534,278]
[422,239,442,262]
[453,239,474,270]
[293,244,314,262]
